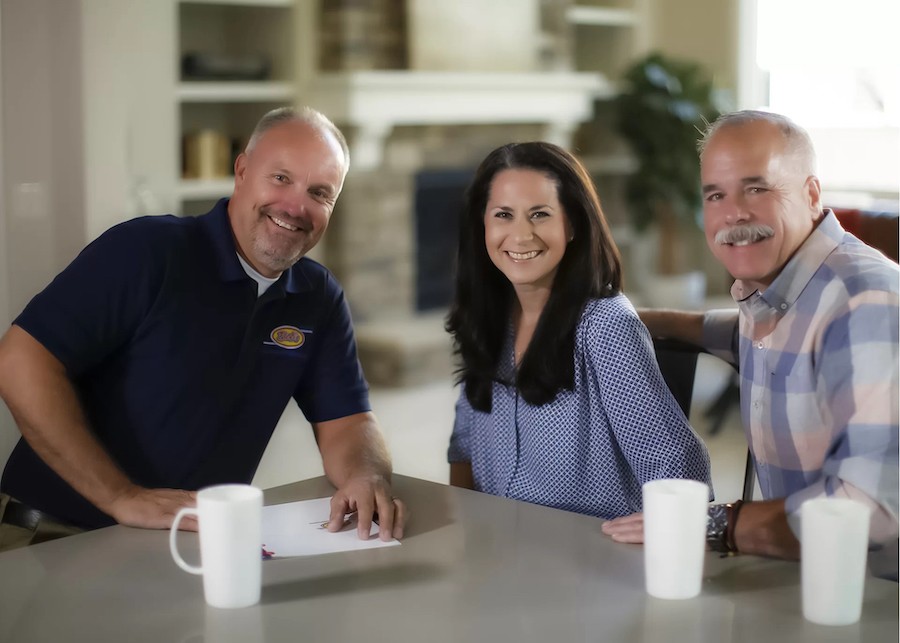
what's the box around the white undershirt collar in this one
[236,253,280,297]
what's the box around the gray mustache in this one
[715,224,775,245]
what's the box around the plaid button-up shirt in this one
[704,211,899,546]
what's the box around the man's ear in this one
[804,175,822,215]
[233,153,248,184]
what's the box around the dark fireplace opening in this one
[414,168,473,311]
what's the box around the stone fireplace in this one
[413,167,472,312]
[305,71,606,385]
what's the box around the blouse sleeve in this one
[448,387,474,464]
[584,302,713,494]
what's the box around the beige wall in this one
[0,0,90,465]
[0,0,177,467]
[647,0,739,95]
[2,0,86,316]
[0,0,11,467]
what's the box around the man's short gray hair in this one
[698,109,817,175]
[245,106,350,174]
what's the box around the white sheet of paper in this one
[261,497,401,558]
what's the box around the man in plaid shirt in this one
[603,110,898,578]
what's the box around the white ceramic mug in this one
[169,484,263,609]
[801,497,871,626]
[643,478,709,600]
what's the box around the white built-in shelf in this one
[176,81,295,103]
[179,0,292,7]
[177,178,234,200]
[566,6,638,27]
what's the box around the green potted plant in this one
[613,52,720,304]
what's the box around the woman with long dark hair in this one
[446,141,711,518]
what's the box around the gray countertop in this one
[1,475,896,642]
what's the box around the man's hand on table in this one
[106,486,198,530]
[329,474,406,541]
[601,512,645,543]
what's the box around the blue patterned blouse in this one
[448,295,712,518]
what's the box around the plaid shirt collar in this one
[731,209,842,323]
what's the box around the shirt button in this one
[780,303,787,310]
[756,342,764,349]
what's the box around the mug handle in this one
[169,507,203,575]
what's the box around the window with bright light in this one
[753,0,900,201]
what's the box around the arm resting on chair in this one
[638,309,705,345]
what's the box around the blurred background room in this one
[0,0,897,501]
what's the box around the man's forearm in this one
[637,308,705,345]
[315,411,405,540]
[314,412,393,487]
[0,326,139,515]
[733,499,800,559]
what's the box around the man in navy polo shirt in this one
[0,106,406,550]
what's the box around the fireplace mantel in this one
[307,71,614,170]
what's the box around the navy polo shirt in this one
[1,199,370,529]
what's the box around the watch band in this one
[706,500,744,555]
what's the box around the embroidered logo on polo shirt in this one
[268,325,306,350]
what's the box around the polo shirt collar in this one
[200,198,314,294]
[280,258,315,294]
[201,198,250,284]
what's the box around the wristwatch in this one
[706,500,744,555]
